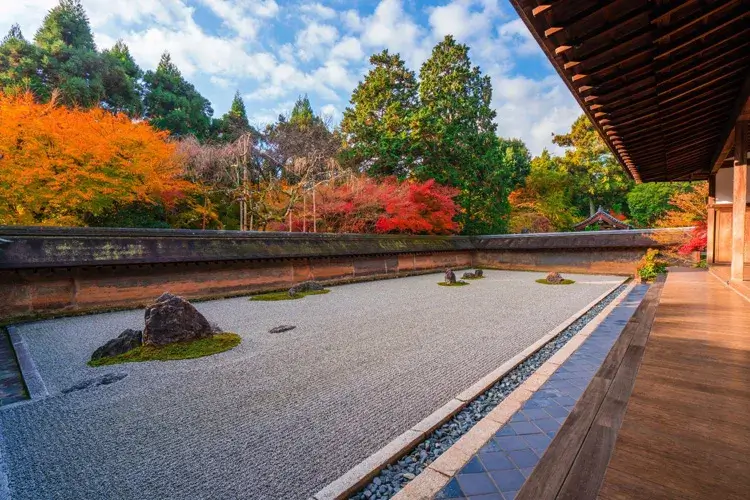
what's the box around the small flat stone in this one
[269,325,296,334]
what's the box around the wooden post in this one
[707,174,716,264]
[731,121,747,281]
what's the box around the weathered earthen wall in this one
[0,227,681,322]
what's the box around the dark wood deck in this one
[517,269,750,499]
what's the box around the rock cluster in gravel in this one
[288,281,324,296]
[90,329,142,362]
[350,283,629,500]
[143,293,214,347]
[545,271,564,284]
[444,269,456,284]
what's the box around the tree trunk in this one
[589,198,595,216]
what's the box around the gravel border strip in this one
[6,326,48,402]
[312,278,629,500]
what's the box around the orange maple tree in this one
[0,91,193,226]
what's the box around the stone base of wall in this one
[475,249,643,276]
[0,251,473,322]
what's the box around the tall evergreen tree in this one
[33,0,106,107]
[34,0,95,51]
[289,94,318,128]
[416,35,510,234]
[101,40,143,116]
[143,52,213,139]
[212,90,254,142]
[552,115,632,216]
[0,24,45,97]
[340,50,418,178]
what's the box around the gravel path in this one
[0,270,622,500]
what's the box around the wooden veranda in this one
[506,1,750,498]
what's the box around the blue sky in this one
[2,0,581,154]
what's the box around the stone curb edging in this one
[391,280,636,500]
[312,278,630,500]
[6,325,48,401]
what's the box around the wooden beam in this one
[660,68,745,105]
[710,65,750,174]
[653,1,740,44]
[707,173,716,264]
[732,121,747,281]
[654,12,750,61]
[650,0,700,25]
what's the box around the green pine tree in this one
[289,94,318,128]
[416,35,510,234]
[34,0,95,51]
[143,52,214,139]
[552,115,633,216]
[101,40,144,116]
[212,90,255,142]
[340,50,419,178]
[0,24,45,97]
[33,0,107,107]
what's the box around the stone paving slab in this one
[0,271,621,500]
[431,285,649,500]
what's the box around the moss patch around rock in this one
[438,281,470,287]
[88,333,241,367]
[535,279,576,285]
[462,276,485,280]
[249,289,330,301]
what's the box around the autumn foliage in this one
[0,91,191,226]
[654,182,708,257]
[285,176,460,235]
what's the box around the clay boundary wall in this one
[0,227,683,322]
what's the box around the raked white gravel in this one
[1,270,621,500]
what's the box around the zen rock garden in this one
[90,292,239,366]
[5,270,623,500]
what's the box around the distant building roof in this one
[573,207,632,231]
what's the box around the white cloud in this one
[330,36,364,61]
[295,22,339,61]
[498,19,540,56]
[340,9,363,32]
[428,1,490,40]
[359,0,429,68]
[210,75,234,89]
[252,0,280,18]
[320,104,339,120]
[300,3,337,20]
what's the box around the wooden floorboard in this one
[515,280,664,500]
[599,269,750,500]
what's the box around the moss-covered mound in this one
[88,333,241,367]
[536,279,576,285]
[438,281,470,287]
[250,289,330,301]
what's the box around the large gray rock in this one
[546,271,564,284]
[444,269,456,284]
[142,293,213,347]
[90,329,142,362]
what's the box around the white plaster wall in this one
[715,166,750,204]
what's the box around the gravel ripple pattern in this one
[0,271,623,500]
[350,283,629,500]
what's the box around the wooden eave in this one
[509,0,750,183]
